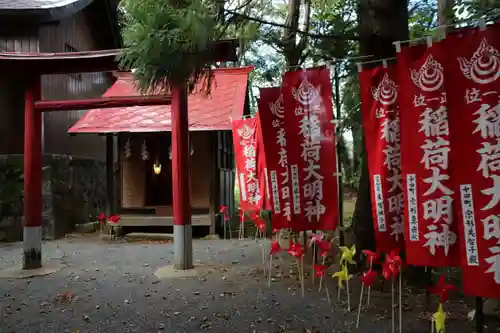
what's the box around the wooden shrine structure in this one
[67,67,251,234]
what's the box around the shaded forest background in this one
[120,0,500,248]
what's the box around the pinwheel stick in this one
[277,231,285,281]
[399,273,403,333]
[239,218,244,239]
[261,230,267,276]
[224,218,227,240]
[346,276,351,312]
[312,243,316,285]
[367,258,373,306]
[300,256,305,297]
[430,317,443,333]
[318,239,333,292]
[295,259,304,296]
[356,283,365,328]
[392,277,396,333]
[325,283,331,305]
[430,315,439,333]
[318,254,326,292]
[268,254,273,287]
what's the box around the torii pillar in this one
[171,85,193,269]
[169,41,239,270]
[23,77,43,269]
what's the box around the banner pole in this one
[333,62,344,246]
[476,297,484,333]
[475,11,486,333]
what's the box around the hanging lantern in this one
[124,138,132,158]
[168,141,194,160]
[153,160,162,175]
[141,140,149,161]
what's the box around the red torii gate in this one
[0,42,237,270]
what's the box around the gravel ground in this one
[0,235,495,333]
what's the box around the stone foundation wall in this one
[0,154,106,241]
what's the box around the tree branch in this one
[283,0,300,47]
[408,2,421,16]
[224,9,359,40]
[296,0,311,54]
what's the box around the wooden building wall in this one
[120,138,145,209]
[119,131,213,213]
[0,27,39,154]
[217,131,236,217]
[191,131,212,208]
[0,9,114,159]
[38,10,113,160]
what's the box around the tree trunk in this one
[282,0,301,68]
[354,0,409,260]
[279,0,311,247]
[281,0,311,68]
[437,0,454,26]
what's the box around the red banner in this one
[232,116,269,212]
[359,64,404,253]
[397,43,460,267]
[443,23,500,298]
[257,87,291,229]
[280,66,339,231]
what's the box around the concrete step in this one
[75,221,100,234]
[123,232,174,242]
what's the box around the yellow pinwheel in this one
[332,264,352,289]
[432,303,446,333]
[339,245,356,266]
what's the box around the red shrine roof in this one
[68,66,254,134]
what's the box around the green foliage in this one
[308,0,358,62]
[119,0,500,188]
[0,164,23,219]
[455,0,500,18]
[408,1,437,38]
[120,0,219,93]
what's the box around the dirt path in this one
[0,235,495,332]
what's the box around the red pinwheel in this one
[219,205,229,224]
[313,264,328,277]
[108,215,120,225]
[255,220,265,231]
[361,270,379,287]
[428,274,456,303]
[269,240,282,255]
[248,211,265,231]
[382,249,403,280]
[288,240,304,258]
[248,210,259,221]
[362,250,379,266]
[97,212,106,224]
[317,239,331,257]
[308,232,324,247]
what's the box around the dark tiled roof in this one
[0,0,94,23]
[0,0,82,10]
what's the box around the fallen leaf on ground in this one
[55,292,74,303]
